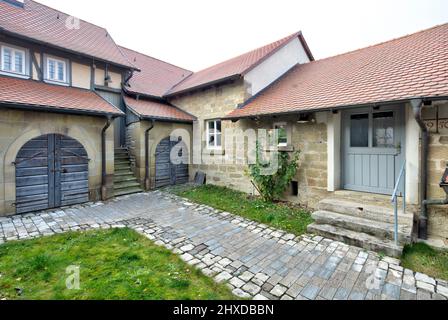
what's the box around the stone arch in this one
[3,127,97,214]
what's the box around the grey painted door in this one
[96,90,125,147]
[15,134,89,214]
[155,137,189,188]
[342,106,405,195]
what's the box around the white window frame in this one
[1,45,26,76]
[273,122,289,147]
[206,119,222,150]
[45,56,68,84]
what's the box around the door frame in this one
[341,105,406,195]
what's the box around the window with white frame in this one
[46,56,67,83]
[269,122,288,147]
[1,45,26,75]
[206,120,222,149]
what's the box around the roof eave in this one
[0,101,124,117]
[164,74,242,98]
[0,29,140,71]
[224,95,448,120]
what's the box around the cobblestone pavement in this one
[0,191,447,300]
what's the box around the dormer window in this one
[46,56,68,83]
[1,45,26,75]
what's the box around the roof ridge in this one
[192,31,300,74]
[313,22,448,64]
[118,45,192,73]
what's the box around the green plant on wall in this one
[247,142,300,202]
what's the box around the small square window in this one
[1,46,26,75]
[46,56,67,83]
[270,122,289,147]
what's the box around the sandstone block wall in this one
[0,109,115,216]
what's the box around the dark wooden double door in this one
[155,137,189,188]
[15,134,89,214]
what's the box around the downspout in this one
[101,116,113,200]
[145,119,155,190]
[411,99,429,239]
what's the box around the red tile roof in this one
[166,32,313,96]
[124,96,195,122]
[0,76,123,115]
[0,0,135,69]
[119,46,192,98]
[227,24,448,119]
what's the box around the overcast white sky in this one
[37,0,448,72]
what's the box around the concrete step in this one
[312,210,412,243]
[114,180,141,190]
[307,223,403,257]
[114,186,143,197]
[318,198,414,227]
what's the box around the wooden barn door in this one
[15,134,89,214]
[155,137,189,188]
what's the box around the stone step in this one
[114,170,134,176]
[114,180,141,190]
[114,175,138,183]
[114,186,143,197]
[318,198,414,227]
[307,223,403,257]
[312,210,412,243]
[114,149,129,156]
[115,164,132,171]
[115,154,130,160]
[115,160,131,166]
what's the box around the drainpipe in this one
[101,116,113,200]
[411,99,429,239]
[145,119,155,190]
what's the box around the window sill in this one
[203,148,225,155]
[263,145,295,152]
[0,71,30,80]
[44,79,69,86]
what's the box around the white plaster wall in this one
[244,38,310,96]
[405,103,420,205]
[327,112,342,192]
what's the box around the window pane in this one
[48,60,55,79]
[14,51,24,73]
[208,133,215,147]
[216,120,221,133]
[57,61,65,81]
[373,112,394,148]
[208,121,215,130]
[216,133,222,147]
[275,124,288,145]
[3,48,12,71]
[350,114,369,147]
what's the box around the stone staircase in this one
[307,193,415,257]
[114,148,143,197]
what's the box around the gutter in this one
[145,119,155,190]
[101,116,113,200]
[411,99,430,240]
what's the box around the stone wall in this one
[126,120,193,188]
[423,102,448,240]
[169,80,329,208]
[0,109,115,216]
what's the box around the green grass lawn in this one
[401,243,448,281]
[0,228,236,300]
[173,185,313,236]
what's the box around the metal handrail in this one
[391,161,406,246]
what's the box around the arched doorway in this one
[155,137,189,188]
[15,134,90,214]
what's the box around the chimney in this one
[2,0,25,8]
